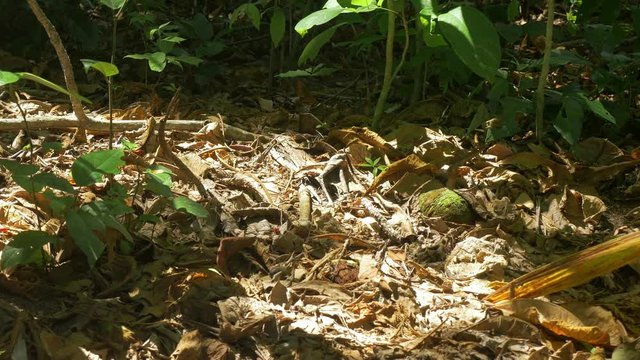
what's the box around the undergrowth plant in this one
[293,0,502,130]
[0,147,209,269]
[0,71,208,269]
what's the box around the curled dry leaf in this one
[494,299,626,346]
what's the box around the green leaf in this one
[231,4,261,30]
[100,0,126,10]
[81,59,119,78]
[190,13,213,41]
[0,70,20,86]
[83,203,133,242]
[553,96,584,145]
[172,196,209,218]
[0,159,39,176]
[16,72,91,103]
[576,93,616,124]
[175,55,203,66]
[44,190,75,217]
[507,0,520,21]
[271,7,286,48]
[299,24,342,65]
[31,172,76,193]
[145,165,173,197]
[295,7,345,36]
[125,52,167,72]
[71,149,125,186]
[120,138,139,151]
[66,209,105,268]
[275,64,338,78]
[245,4,261,30]
[438,6,501,81]
[42,141,64,154]
[0,231,58,269]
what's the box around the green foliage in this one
[437,6,501,81]
[275,64,338,78]
[0,231,59,269]
[359,157,387,177]
[271,7,286,48]
[0,70,91,103]
[100,0,126,10]
[81,59,120,77]
[172,196,209,218]
[125,20,204,72]
[71,149,126,186]
[231,3,262,30]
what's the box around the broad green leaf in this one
[162,35,186,43]
[351,0,376,6]
[0,231,58,269]
[190,13,213,41]
[125,52,167,72]
[44,190,75,216]
[0,71,20,86]
[271,7,286,48]
[145,165,173,197]
[576,93,616,124]
[245,4,261,30]
[71,149,125,186]
[66,209,105,267]
[295,7,345,36]
[13,175,39,193]
[231,4,261,30]
[415,0,439,16]
[81,59,119,77]
[275,65,338,78]
[299,24,342,65]
[466,103,489,135]
[42,141,64,154]
[84,203,133,242]
[553,96,584,145]
[172,196,209,218]
[486,97,531,141]
[17,72,91,103]
[507,0,520,21]
[100,0,126,10]
[0,159,39,176]
[438,6,501,81]
[31,172,76,193]
[175,55,203,66]
[166,56,184,70]
[120,138,139,151]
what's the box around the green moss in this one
[417,188,475,224]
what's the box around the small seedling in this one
[359,157,387,177]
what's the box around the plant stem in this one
[371,0,409,130]
[25,0,89,142]
[535,0,555,143]
[13,91,41,228]
[372,0,399,130]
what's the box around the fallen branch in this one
[0,116,205,133]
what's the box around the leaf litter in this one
[0,91,640,359]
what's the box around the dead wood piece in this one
[156,93,209,200]
[0,116,205,133]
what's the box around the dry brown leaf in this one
[364,154,436,196]
[494,299,625,346]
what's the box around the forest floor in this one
[1,63,640,359]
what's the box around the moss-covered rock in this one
[417,188,475,224]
